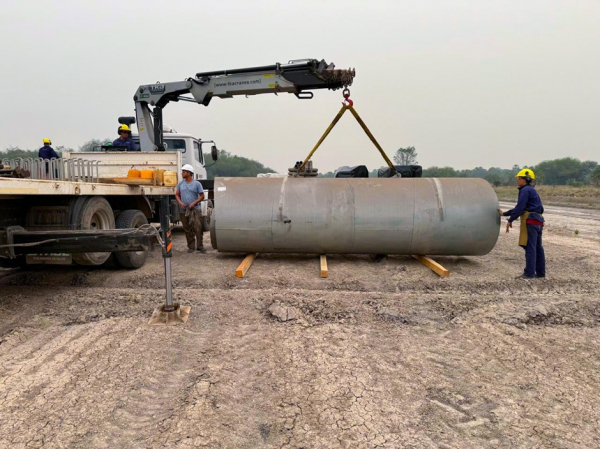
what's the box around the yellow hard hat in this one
[118,124,131,133]
[43,138,52,144]
[515,168,535,180]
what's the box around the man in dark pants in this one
[498,168,545,279]
[175,164,206,253]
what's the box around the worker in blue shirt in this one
[498,168,545,279]
[112,124,138,151]
[38,138,59,160]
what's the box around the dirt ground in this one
[1,204,599,448]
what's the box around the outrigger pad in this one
[148,303,191,326]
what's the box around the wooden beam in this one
[236,253,257,278]
[412,255,449,278]
[320,254,328,278]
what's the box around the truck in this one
[0,59,355,269]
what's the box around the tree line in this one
[422,159,600,187]
[0,144,275,180]
[2,143,599,186]
[321,147,600,186]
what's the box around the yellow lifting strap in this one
[297,89,396,175]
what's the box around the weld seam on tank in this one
[432,178,445,221]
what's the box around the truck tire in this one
[72,197,115,266]
[114,209,149,269]
[202,200,213,231]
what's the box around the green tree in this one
[318,171,336,178]
[582,160,598,184]
[0,146,38,160]
[1,145,73,160]
[204,150,275,179]
[534,157,588,185]
[79,139,111,152]
[422,166,458,177]
[393,146,418,165]
[591,165,600,187]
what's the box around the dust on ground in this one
[0,204,599,448]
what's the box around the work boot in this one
[197,247,207,254]
[515,274,535,280]
[187,248,195,253]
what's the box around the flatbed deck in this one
[0,177,175,197]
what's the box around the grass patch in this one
[494,185,600,210]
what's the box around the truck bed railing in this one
[1,158,100,183]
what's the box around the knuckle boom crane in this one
[133,59,355,152]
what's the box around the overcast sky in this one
[1,0,598,172]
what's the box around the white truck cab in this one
[132,127,208,181]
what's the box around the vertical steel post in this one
[158,195,174,312]
[153,106,164,152]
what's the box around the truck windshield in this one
[132,138,186,152]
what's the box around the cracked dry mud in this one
[0,204,599,448]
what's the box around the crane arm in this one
[133,59,355,151]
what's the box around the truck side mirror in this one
[211,145,218,161]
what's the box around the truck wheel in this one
[72,197,115,266]
[114,209,149,269]
[202,200,213,231]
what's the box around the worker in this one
[38,138,59,160]
[112,125,138,151]
[38,138,60,178]
[175,164,206,253]
[497,168,545,279]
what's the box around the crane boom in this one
[133,59,355,152]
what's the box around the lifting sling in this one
[296,89,397,176]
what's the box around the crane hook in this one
[342,88,353,107]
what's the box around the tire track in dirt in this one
[0,319,203,448]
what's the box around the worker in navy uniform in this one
[38,138,59,160]
[38,138,60,177]
[498,168,545,279]
[112,124,138,151]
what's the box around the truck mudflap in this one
[0,226,155,260]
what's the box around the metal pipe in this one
[58,158,65,180]
[50,158,58,180]
[75,159,82,181]
[164,257,174,311]
[158,195,174,312]
[210,177,500,256]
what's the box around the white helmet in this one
[181,164,194,173]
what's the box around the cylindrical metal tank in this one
[210,177,500,255]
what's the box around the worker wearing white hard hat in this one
[176,164,206,253]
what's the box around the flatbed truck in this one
[0,150,183,268]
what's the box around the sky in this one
[0,0,598,173]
